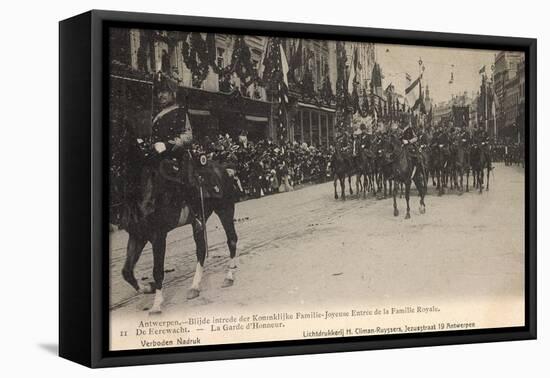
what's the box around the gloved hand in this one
[403,140,409,145]
[154,142,166,153]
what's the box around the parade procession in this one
[107,27,526,347]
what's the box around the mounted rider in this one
[148,72,204,232]
[432,124,451,166]
[458,127,471,148]
[400,118,424,174]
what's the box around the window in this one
[303,110,311,145]
[320,114,326,146]
[328,114,334,146]
[311,111,319,146]
[294,112,302,142]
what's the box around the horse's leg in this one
[393,180,398,216]
[414,172,426,214]
[437,170,442,196]
[466,169,470,192]
[341,177,346,200]
[333,176,338,199]
[217,204,238,288]
[121,233,148,292]
[485,163,491,191]
[149,231,168,314]
[355,173,360,199]
[187,208,213,300]
[479,170,484,193]
[404,180,411,219]
[348,174,353,196]
[458,168,463,194]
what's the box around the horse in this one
[419,143,431,190]
[358,144,377,198]
[330,147,354,200]
[454,138,471,193]
[352,137,376,199]
[120,150,238,315]
[374,136,396,199]
[430,143,449,196]
[471,142,491,193]
[387,135,427,219]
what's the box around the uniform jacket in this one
[151,104,192,155]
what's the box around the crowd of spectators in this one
[194,133,334,199]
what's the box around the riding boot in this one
[187,199,204,234]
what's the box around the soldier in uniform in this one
[359,123,372,149]
[400,119,423,172]
[148,73,204,232]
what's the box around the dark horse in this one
[430,143,449,196]
[387,135,427,219]
[330,147,354,200]
[120,153,238,314]
[453,139,471,193]
[352,138,376,198]
[471,142,491,193]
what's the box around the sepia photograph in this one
[107,26,526,351]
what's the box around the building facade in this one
[493,51,524,140]
[109,29,363,147]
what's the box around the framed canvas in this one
[59,10,536,368]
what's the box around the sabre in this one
[199,179,209,259]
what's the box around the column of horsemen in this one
[328,118,495,201]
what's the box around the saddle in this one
[195,163,226,199]
[159,158,226,200]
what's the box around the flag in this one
[288,38,302,82]
[257,37,269,79]
[280,44,289,86]
[405,75,421,95]
[347,47,357,94]
[491,84,500,109]
[371,63,382,89]
[262,37,290,143]
[406,72,412,82]
[405,75,421,109]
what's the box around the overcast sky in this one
[374,43,497,104]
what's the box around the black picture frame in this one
[59,9,537,368]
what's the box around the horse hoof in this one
[405,213,411,219]
[394,209,399,217]
[419,206,426,214]
[334,195,338,200]
[222,278,234,288]
[187,288,200,300]
[139,282,155,294]
[148,308,162,316]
